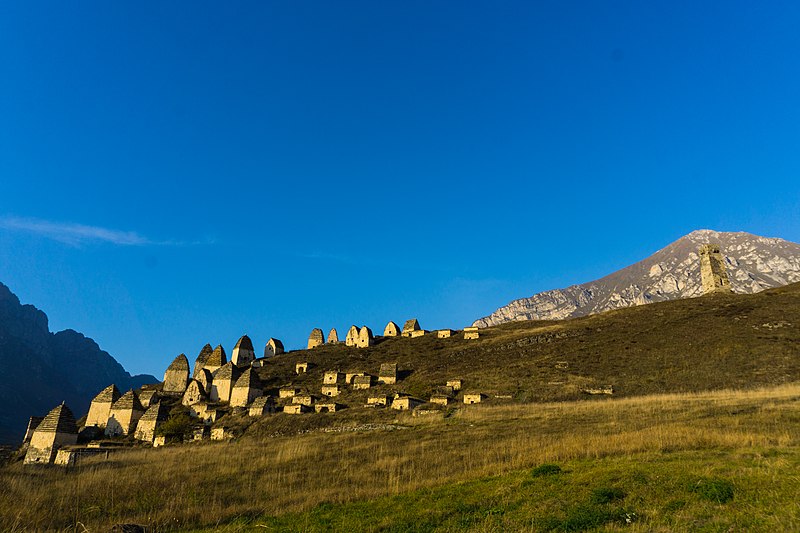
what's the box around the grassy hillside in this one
[2,284,800,531]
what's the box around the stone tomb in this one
[308,328,325,349]
[321,384,341,397]
[463,327,480,340]
[357,326,374,348]
[105,390,146,437]
[327,328,339,344]
[209,362,241,403]
[24,403,78,465]
[229,368,263,407]
[378,363,398,384]
[182,379,207,406]
[323,371,342,384]
[163,353,190,395]
[231,334,256,367]
[295,362,308,374]
[345,325,359,347]
[463,393,483,404]
[353,375,373,390]
[249,396,274,417]
[193,343,214,378]
[84,384,121,428]
[437,329,453,338]
[402,318,421,337]
[383,321,400,337]
[134,402,169,442]
[264,337,284,357]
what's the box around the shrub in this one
[156,411,195,442]
[689,478,734,503]
[590,487,626,505]
[531,464,563,477]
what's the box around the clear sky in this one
[1,2,799,376]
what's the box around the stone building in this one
[463,327,480,340]
[295,362,308,374]
[210,362,241,403]
[284,404,308,414]
[84,384,120,428]
[193,343,214,378]
[315,403,337,413]
[402,319,421,337]
[232,335,256,367]
[463,393,482,404]
[308,328,325,349]
[23,416,44,443]
[134,402,169,442]
[249,396,273,417]
[279,387,298,398]
[447,379,463,391]
[292,395,313,406]
[321,384,341,397]
[353,375,373,390]
[203,345,227,375]
[163,353,190,395]
[699,244,733,294]
[182,379,207,406]
[327,328,339,344]
[195,368,213,396]
[24,403,78,465]
[367,395,388,406]
[229,368,263,407]
[138,389,159,409]
[345,325,359,347]
[391,397,423,411]
[105,390,145,437]
[264,338,284,357]
[323,371,342,384]
[357,326,374,348]
[430,394,449,406]
[378,363,397,384]
[345,372,364,384]
[383,321,400,337]
[437,329,453,339]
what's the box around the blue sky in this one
[1,2,799,376]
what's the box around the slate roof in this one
[233,367,261,389]
[403,318,420,332]
[206,345,227,366]
[167,353,189,372]
[37,403,78,434]
[139,402,169,422]
[92,384,121,404]
[112,390,145,412]
[234,335,254,352]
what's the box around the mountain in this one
[0,282,157,444]
[474,229,800,328]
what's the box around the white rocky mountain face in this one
[473,230,800,328]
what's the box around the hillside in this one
[0,282,156,444]
[474,229,800,327]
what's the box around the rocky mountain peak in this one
[473,230,800,328]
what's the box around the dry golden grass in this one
[3,383,800,531]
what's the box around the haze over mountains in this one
[0,282,156,444]
[474,230,800,327]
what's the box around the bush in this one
[689,478,734,503]
[156,411,195,442]
[539,504,634,531]
[531,464,563,477]
[590,487,626,505]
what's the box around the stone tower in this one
[24,403,78,464]
[163,353,190,395]
[193,343,214,378]
[307,328,325,349]
[84,384,121,428]
[699,244,732,295]
[232,335,256,367]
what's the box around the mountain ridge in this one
[0,281,157,444]
[474,229,800,327]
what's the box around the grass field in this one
[3,383,800,531]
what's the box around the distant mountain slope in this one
[474,230,800,327]
[0,282,157,444]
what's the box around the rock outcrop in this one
[474,230,800,327]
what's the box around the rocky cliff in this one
[0,282,157,444]
[474,230,800,327]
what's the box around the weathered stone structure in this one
[249,396,273,417]
[229,368,263,407]
[391,397,422,411]
[203,345,227,374]
[279,387,298,398]
[402,319,421,337]
[315,403,337,413]
[308,328,325,349]
[23,416,44,443]
[367,395,388,406]
[195,368,213,395]
[327,328,339,344]
[84,384,120,428]
[295,362,308,374]
[284,404,308,414]
[463,327,480,340]
[264,338,284,357]
[138,389,159,409]
[323,371,342,384]
[437,329,453,338]
[292,395,313,406]
[447,379,463,391]
[463,393,482,404]
[105,390,146,437]
[410,330,425,338]
[353,375,373,390]
[383,321,400,337]
[134,402,169,442]
[699,244,733,294]
[345,325,359,347]
[24,403,78,465]
[182,379,207,406]
[321,384,341,397]
[430,395,449,406]
[163,354,190,395]
[193,343,214,378]
[378,363,397,384]
[232,335,256,367]
[210,362,240,403]
[357,326,374,348]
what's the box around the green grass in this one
[189,447,800,532]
